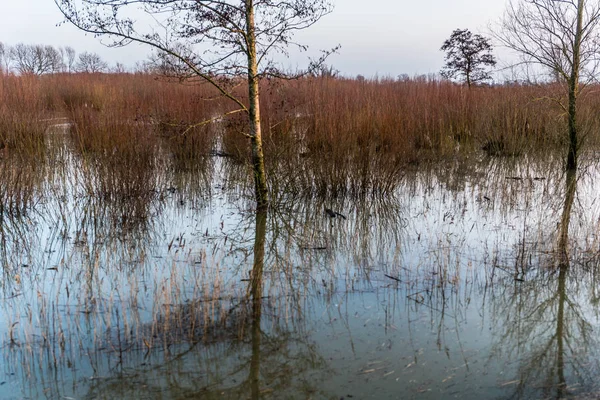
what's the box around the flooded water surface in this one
[2,131,600,399]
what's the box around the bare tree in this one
[145,45,196,78]
[54,0,334,209]
[312,63,339,78]
[497,0,600,171]
[76,51,108,73]
[64,46,76,72]
[10,43,64,75]
[112,62,127,73]
[440,28,497,88]
[9,44,28,74]
[0,42,5,74]
[47,46,65,73]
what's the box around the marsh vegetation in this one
[2,72,600,399]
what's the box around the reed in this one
[2,72,600,199]
[0,75,47,158]
[220,75,591,197]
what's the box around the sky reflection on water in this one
[1,140,600,399]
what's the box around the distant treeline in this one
[0,42,191,75]
[0,42,123,75]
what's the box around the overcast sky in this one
[1,0,509,77]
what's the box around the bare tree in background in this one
[64,46,76,72]
[47,46,65,73]
[440,28,497,88]
[145,44,196,78]
[113,62,127,73]
[54,0,335,209]
[312,63,339,78]
[497,0,600,171]
[10,43,64,75]
[76,51,108,73]
[0,42,5,74]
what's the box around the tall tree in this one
[497,0,600,171]
[440,28,497,88]
[54,0,334,209]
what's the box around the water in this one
[1,132,600,399]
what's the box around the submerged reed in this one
[1,72,600,199]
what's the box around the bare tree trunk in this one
[245,0,269,209]
[558,169,576,254]
[567,0,585,171]
[567,86,578,171]
[466,60,472,89]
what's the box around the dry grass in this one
[225,76,588,197]
[0,75,47,158]
[1,72,599,200]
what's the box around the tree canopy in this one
[440,28,497,88]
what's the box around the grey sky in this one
[1,0,508,77]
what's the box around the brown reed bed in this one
[223,76,588,198]
[0,75,47,159]
[2,72,600,199]
[0,76,50,218]
[49,73,223,201]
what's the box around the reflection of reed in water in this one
[485,168,600,399]
[0,157,46,218]
[76,209,331,399]
[0,146,56,273]
[8,152,600,398]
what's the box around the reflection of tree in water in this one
[486,169,600,399]
[4,178,408,399]
[14,151,600,399]
[250,210,267,399]
[80,209,333,399]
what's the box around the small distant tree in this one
[64,46,76,72]
[0,42,5,74]
[312,63,338,78]
[112,62,127,73]
[76,52,108,73]
[440,29,497,88]
[10,43,64,75]
[0,45,11,73]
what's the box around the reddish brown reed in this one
[0,72,596,198]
